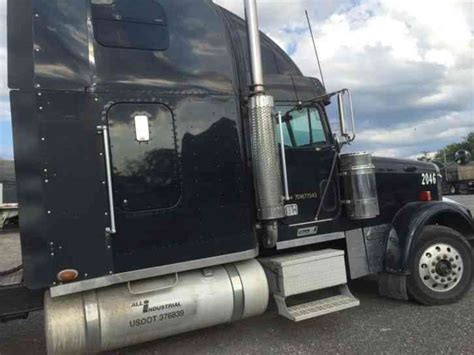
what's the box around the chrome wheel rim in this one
[419,243,464,292]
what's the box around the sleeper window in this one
[91,0,169,51]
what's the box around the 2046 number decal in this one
[421,173,437,186]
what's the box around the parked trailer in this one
[444,163,474,195]
[0,203,19,229]
[0,182,18,229]
[2,0,473,353]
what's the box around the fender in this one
[384,201,474,274]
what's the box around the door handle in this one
[97,125,117,234]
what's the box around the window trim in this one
[275,102,334,150]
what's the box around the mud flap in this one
[378,272,409,301]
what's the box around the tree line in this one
[418,132,474,164]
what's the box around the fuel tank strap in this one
[224,264,245,321]
[83,291,101,351]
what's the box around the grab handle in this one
[97,125,116,234]
[278,111,290,201]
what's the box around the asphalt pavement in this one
[0,195,473,354]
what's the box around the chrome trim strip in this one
[97,125,116,234]
[289,217,335,227]
[50,248,258,298]
[224,264,244,322]
[276,232,345,250]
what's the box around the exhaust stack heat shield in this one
[249,95,285,220]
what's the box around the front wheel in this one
[407,225,473,305]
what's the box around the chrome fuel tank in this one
[44,259,269,354]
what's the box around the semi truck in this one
[1,0,473,353]
[444,163,474,195]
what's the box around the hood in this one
[372,156,438,174]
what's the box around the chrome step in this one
[274,285,360,322]
[259,249,360,321]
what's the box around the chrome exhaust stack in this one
[244,0,285,247]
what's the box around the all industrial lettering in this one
[144,301,182,313]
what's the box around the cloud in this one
[215,0,474,158]
[0,120,12,159]
[352,110,474,157]
[0,1,472,160]
[0,97,9,121]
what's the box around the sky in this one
[0,0,473,160]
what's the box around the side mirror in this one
[455,150,471,165]
[336,89,356,143]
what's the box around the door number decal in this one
[421,173,437,186]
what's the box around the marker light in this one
[419,191,432,202]
[57,269,79,283]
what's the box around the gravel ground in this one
[0,195,473,355]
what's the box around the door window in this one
[276,106,329,148]
[108,103,181,212]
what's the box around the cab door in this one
[276,103,341,241]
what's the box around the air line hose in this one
[0,264,23,277]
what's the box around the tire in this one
[459,184,469,195]
[449,185,456,195]
[407,225,473,305]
